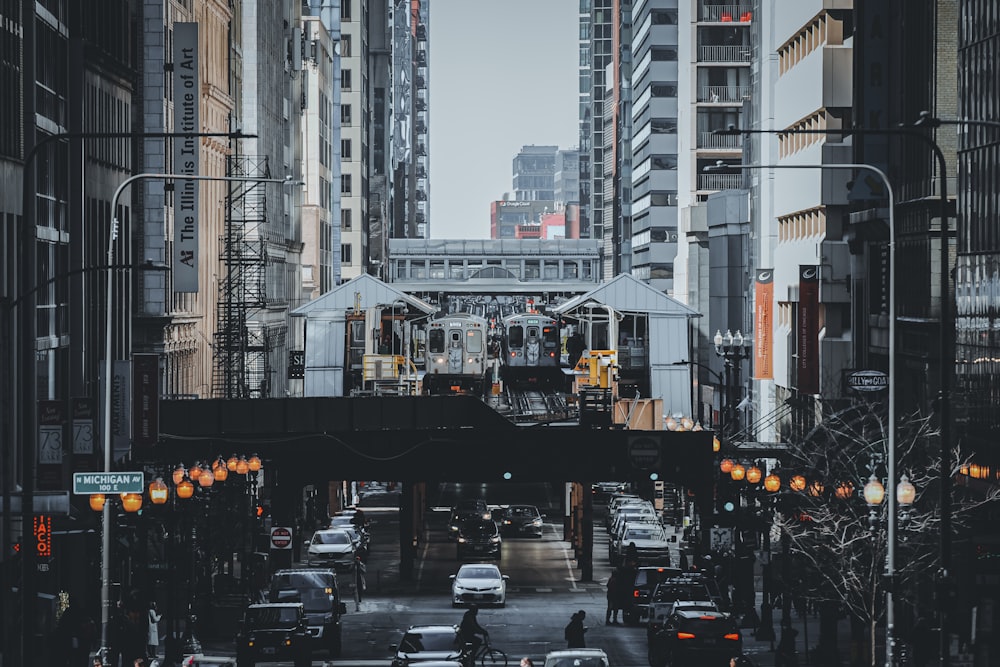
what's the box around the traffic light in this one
[716,478,738,516]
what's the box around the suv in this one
[456,517,502,560]
[390,624,463,667]
[304,528,357,571]
[647,608,742,667]
[448,500,491,539]
[622,566,683,625]
[235,602,311,667]
[268,568,347,656]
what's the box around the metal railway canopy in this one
[153,396,715,488]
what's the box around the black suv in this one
[622,566,682,624]
[447,500,491,539]
[647,608,742,667]
[268,568,347,656]
[235,602,312,667]
[456,517,502,560]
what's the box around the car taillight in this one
[677,632,696,640]
[633,589,640,598]
[724,633,740,641]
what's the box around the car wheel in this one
[328,631,342,658]
[624,611,638,625]
[236,654,255,667]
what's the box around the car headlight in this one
[531,519,542,526]
[457,537,467,543]
[490,536,501,543]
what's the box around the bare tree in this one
[768,400,998,667]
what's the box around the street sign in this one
[72,471,144,495]
[848,370,889,392]
[627,435,661,469]
[270,526,293,550]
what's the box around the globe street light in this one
[704,159,899,667]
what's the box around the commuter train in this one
[423,312,491,396]
[500,312,565,388]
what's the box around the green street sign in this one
[72,472,144,495]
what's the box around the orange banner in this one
[753,269,773,379]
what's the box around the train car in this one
[500,313,564,388]
[424,312,491,395]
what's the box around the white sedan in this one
[449,563,509,607]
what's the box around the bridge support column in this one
[580,478,593,581]
[399,481,418,581]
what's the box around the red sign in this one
[34,515,52,559]
[270,526,293,550]
[753,269,773,380]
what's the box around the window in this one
[342,68,352,90]
[340,35,351,57]
[341,0,351,20]
[341,243,352,264]
[342,208,352,230]
[342,138,352,160]
[341,174,352,195]
[341,104,352,125]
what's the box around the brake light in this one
[699,615,716,620]
[724,633,740,641]
[677,632,696,640]
[634,589,640,598]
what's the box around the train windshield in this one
[508,326,524,348]
[466,329,484,353]
[429,328,445,353]
[542,326,559,348]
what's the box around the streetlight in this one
[705,158,899,667]
[714,329,752,440]
[97,173,302,653]
[11,129,252,667]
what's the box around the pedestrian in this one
[520,659,534,667]
[564,610,587,648]
[623,541,639,568]
[605,570,620,624]
[147,601,162,659]
[566,332,586,369]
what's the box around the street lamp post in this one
[705,159,898,667]
[14,130,249,667]
[98,172,300,653]
[713,329,751,440]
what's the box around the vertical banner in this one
[101,361,132,462]
[797,266,820,395]
[132,354,160,448]
[753,269,774,380]
[173,22,200,292]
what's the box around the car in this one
[494,504,545,538]
[647,608,742,667]
[235,602,312,667]
[456,517,502,560]
[622,566,684,625]
[304,528,357,570]
[592,481,627,498]
[450,563,509,607]
[181,656,237,667]
[389,624,464,667]
[543,648,610,667]
[647,600,719,640]
[611,522,672,566]
[268,568,347,656]
[447,499,492,539]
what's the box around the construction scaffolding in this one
[214,155,276,398]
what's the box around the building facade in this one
[512,144,558,201]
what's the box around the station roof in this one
[552,273,701,317]
[292,274,437,316]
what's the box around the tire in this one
[236,655,254,667]
[480,647,508,667]
[328,632,342,658]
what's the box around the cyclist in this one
[458,604,490,659]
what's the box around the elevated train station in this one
[154,239,714,580]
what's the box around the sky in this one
[428,0,579,239]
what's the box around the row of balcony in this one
[699,45,752,62]
[697,132,743,150]
[698,85,751,103]
[699,4,753,23]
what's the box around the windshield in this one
[509,506,539,517]
[313,531,352,545]
[624,527,665,541]
[400,631,459,653]
[544,658,609,667]
[458,566,498,579]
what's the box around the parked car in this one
[647,608,742,667]
[304,528,357,570]
[623,566,683,625]
[543,648,610,667]
[235,602,311,667]
[647,600,718,640]
[493,504,545,538]
[456,517,502,560]
[450,563,509,607]
[389,624,464,667]
[268,567,347,656]
[611,521,671,565]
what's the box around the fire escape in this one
[214,155,274,398]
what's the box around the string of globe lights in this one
[87,454,263,514]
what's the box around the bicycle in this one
[460,636,508,667]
